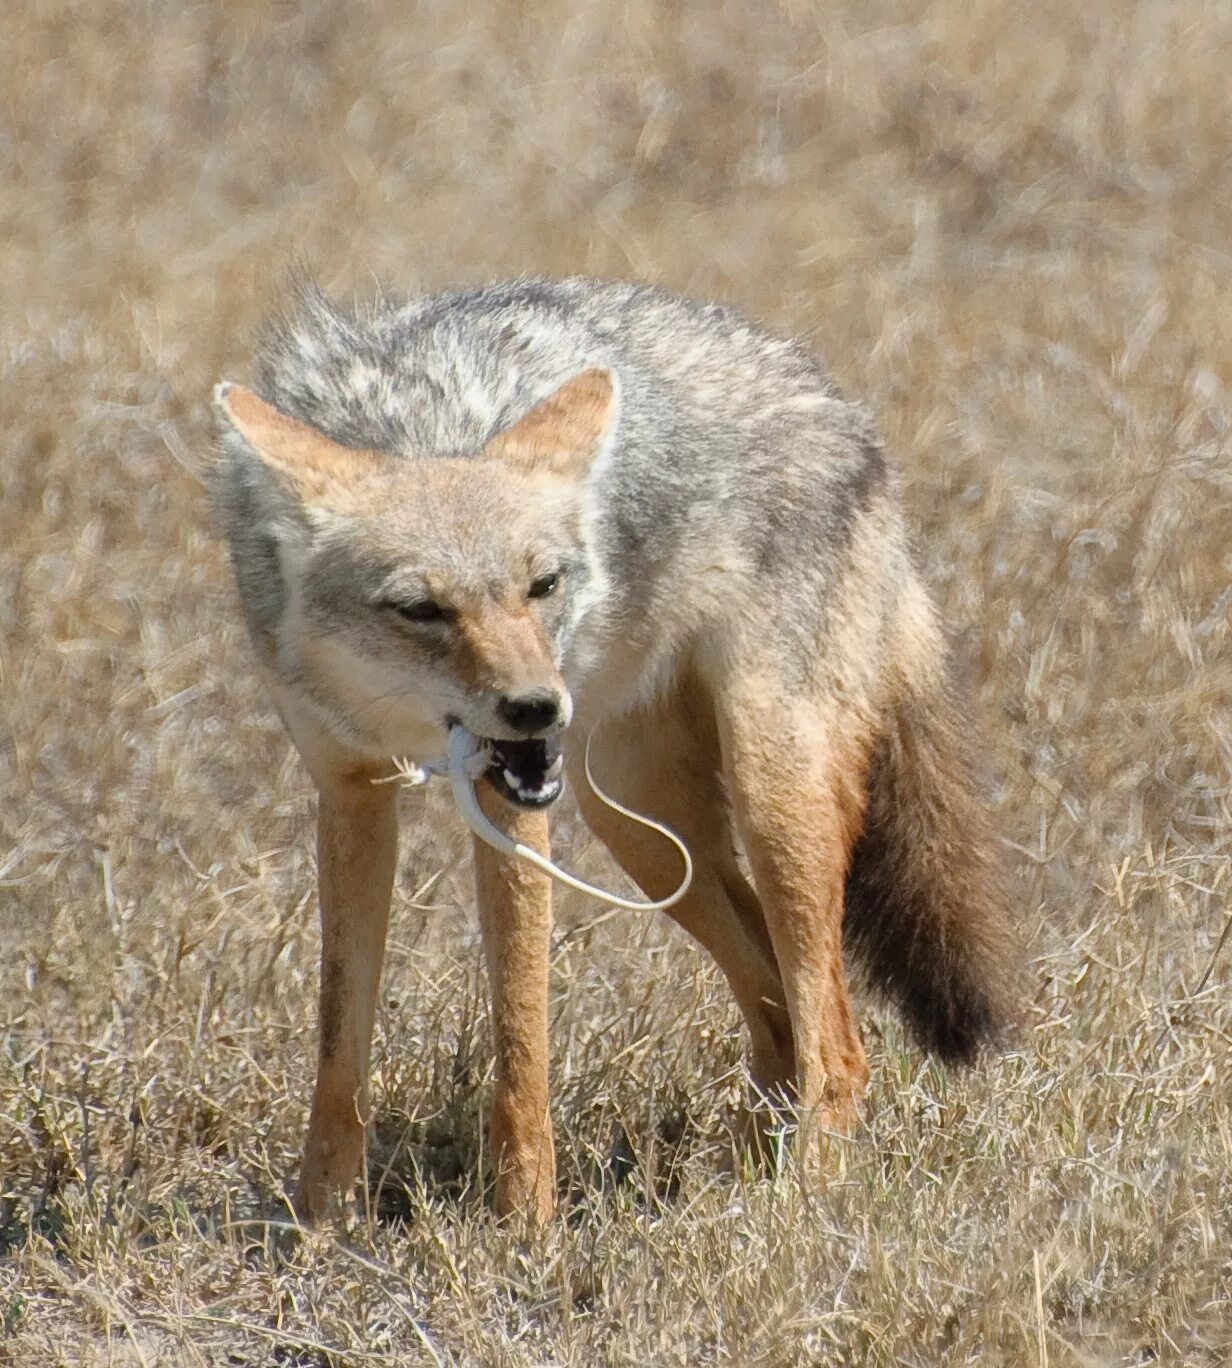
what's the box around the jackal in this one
[212,277,1021,1223]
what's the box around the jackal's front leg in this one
[297,766,398,1222]
[472,788,556,1224]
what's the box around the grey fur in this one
[220,278,901,704]
[213,277,1021,1071]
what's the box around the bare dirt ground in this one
[2,2,1230,1363]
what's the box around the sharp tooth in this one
[504,768,520,789]
[545,755,563,779]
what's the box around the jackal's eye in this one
[386,598,452,624]
[528,571,561,600]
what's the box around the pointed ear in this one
[213,382,390,502]
[483,368,617,479]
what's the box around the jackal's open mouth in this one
[482,735,565,809]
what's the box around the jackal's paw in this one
[296,1123,366,1226]
[789,1094,864,1189]
[817,1089,864,1137]
[730,1089,861,1181]
[492,1155,557,1228]
[488,1098,556,1226]
[294,1172,358,1226]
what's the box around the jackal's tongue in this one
[485,736,565,810]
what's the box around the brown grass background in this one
[3,1,1231,1363]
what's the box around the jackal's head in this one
[213,370,616,807]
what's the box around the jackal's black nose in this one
[498,690,562,735]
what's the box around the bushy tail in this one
[844,666,1024,1062]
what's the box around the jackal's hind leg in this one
[570,675,796,1124]
[714,679,872,1147]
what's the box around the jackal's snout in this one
[497,688,563,736]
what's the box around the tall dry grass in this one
[2,1,1230,1363]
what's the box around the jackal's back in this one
[242,279,899,681]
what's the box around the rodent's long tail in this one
[843,664,1024,1061]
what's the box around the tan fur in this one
[452,598,564,703]
[283,697,558,1222]
[483,368,616,478]
[572,664,881,1162]
[471,785,556,1223]
[713,675,874,1138]
[298,750,399,1221]
[570,671,795,1099]
[216,383,390,500]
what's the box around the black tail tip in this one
[916,1003,1007,1066]
[899,965,1026,1065]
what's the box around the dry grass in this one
[3,1,1231,1363]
